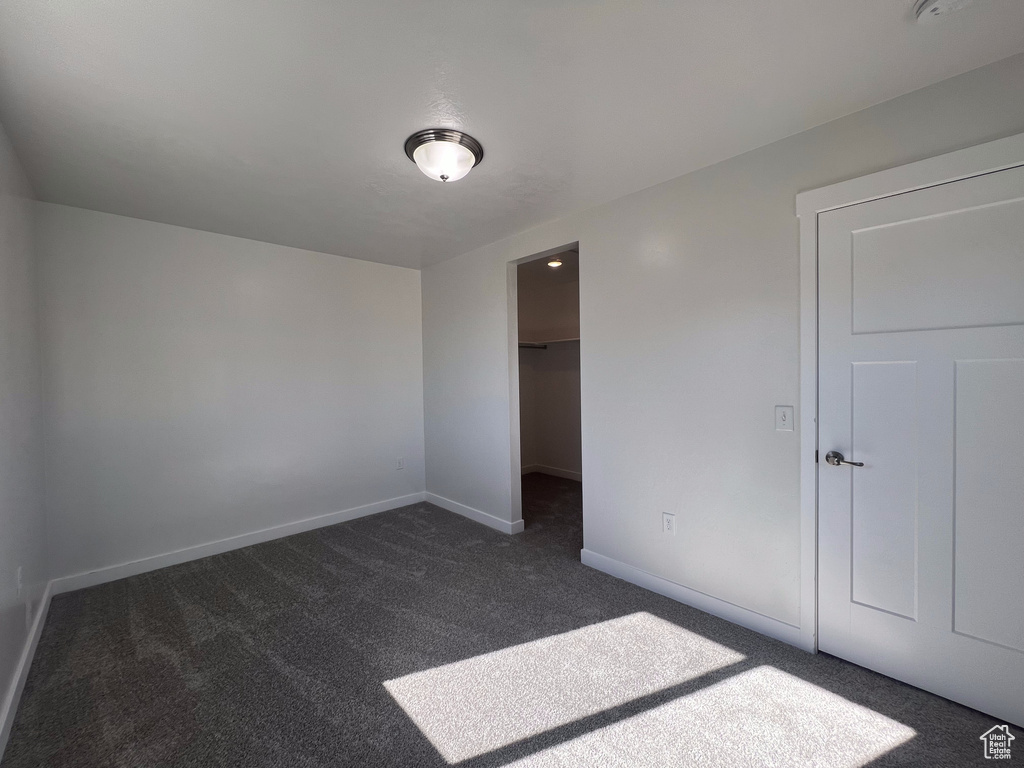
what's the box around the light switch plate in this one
[775,405,794,431]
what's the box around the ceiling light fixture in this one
[547,258,563,268]
[405,129,483,182]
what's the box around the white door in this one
[818,163,1024,726]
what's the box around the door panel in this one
[851,196,1024,333]
[851,361,918,620]
[818,163,1024,726]
[953,359,1024,653]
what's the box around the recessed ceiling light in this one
[405,129,483,182]
[548,258,563,268]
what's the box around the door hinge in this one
[815,450,819,463]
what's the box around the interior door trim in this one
[795,131,1024,654]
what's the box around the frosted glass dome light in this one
[405,129,483,183]
[413,141,475,183]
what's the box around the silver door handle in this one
[825,451,864,467]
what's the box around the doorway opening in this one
[514,247,582,544]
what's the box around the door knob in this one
[825,451,863,467]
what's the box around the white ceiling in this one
[519,249,579,289]
[1,1,1022,269]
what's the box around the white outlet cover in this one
[662,513,676,536]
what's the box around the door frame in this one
[795,131,1024,654]
[506,241,581,530]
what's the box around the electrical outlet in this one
[395,457,405,470]
[662,513,676,536]
[16,566,22,599]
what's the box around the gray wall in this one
[422,54,1024,636]
[517,259,580,345]
[519,342,582,478]
[36,204,425,579]
[517,256,582,477]
[0,121,44,744]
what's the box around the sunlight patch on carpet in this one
[383,612,745,763]
[502,665,917,767]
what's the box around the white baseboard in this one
[0,581,52,761]
[580,549,811,651]
[51,492,427,595]
[521,465,582,482]
[424,492,525,535]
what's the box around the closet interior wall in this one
[518,251,582,480]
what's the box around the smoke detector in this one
[915,0,978,23]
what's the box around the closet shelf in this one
[518,337,579,349]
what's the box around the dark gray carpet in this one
[3,473,1018,767]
